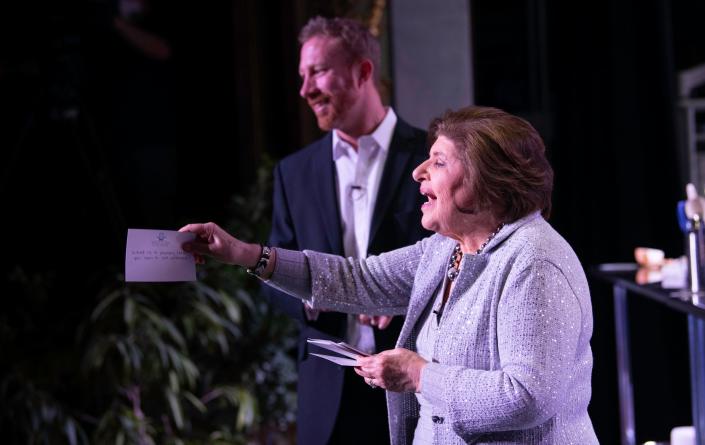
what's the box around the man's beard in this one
[315,105,338,131]
[310,91,354,131]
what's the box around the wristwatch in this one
[246,245,272,277]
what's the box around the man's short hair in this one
[299,16,381,80]
[429,106,554,221]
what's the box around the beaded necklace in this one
[446,223,505,282]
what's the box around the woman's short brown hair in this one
[429,106,554,221]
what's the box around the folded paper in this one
[310,353,360,366]
[307,338,370,366]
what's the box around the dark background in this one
[2,0,704,442]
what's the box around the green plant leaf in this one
[181,359,199,388]
[128,341,142,372]
[214,331,229,355]
[192,302,224,327]
[169,371,179,391]
[235,388,256,431]
[165,389,184,430]
[64,418,77,445]
[91,290,122,321]
[83,336,111,370]
[221,293,241,323]
[183,391,206,414]
[124,297,136,327]
[141,307,186,349]
[191,282,225,306]
[234,289,256,312]
[146,329,168,367]
[115,340,132,373]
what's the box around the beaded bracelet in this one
[246,245,271,277]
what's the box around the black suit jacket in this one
[266,118,430,444]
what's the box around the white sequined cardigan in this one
[267,212,598,444]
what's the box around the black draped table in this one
[591,265,705,445]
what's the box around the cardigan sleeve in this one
[419,258,585,435]
[266,236,430,316]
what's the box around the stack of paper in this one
[307,338,370,366]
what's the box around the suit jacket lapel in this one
[312,133,344,255]
[369,120,416,246]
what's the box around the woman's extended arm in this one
[181,222,430,316]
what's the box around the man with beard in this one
[265,16,430,445]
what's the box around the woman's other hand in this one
[357,314,394,330]
[179,222,261,267]
[355,348,428,392]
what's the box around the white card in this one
[125,229,196,282]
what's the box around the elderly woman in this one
[181,106,598,444]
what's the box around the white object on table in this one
[671,425,695,445]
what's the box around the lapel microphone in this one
[351,184,364,200]
[432,308,442,325]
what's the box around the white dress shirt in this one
[304,108,398,354]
